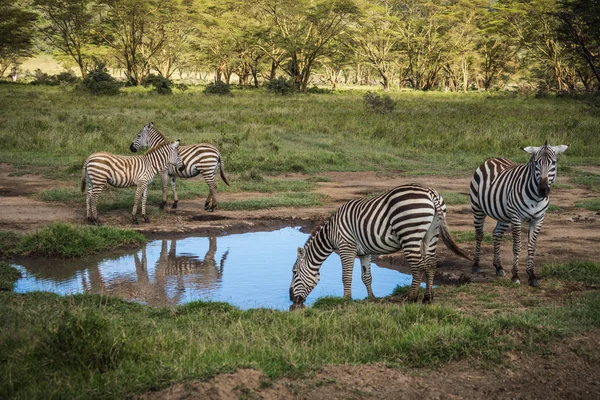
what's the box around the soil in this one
[1,163,599,399]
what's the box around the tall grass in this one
[0,86,597,179]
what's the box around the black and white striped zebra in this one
[289,184,471,306]
[129,122,230,211]
[80,140,185,225]
[469,141,568,286]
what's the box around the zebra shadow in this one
[126,237,229,307]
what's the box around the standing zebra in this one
[81,140,185,225]
[289,184,471,306]
[129,122,229,211]
[469,141,568,286]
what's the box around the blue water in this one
[13,227,415,310]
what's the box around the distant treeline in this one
[1,0,599,92]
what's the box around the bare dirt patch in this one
[2,164,599,399]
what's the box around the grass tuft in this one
[0,262,21,291]
[13,223,145,257]
[575,197,600,211]
[542,261,600,285]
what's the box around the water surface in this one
[13,227,415,309]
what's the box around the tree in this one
[34,0,102,78]
[0,0,37,77]
[556,0,600,89]
[257,0,359,91]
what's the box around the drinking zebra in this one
[289,184,471,306]
[81,140,185,225]
[469,141,568,286]
[129,122,229,211]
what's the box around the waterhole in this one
[13,227,416,310]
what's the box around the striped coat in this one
[289,184,470,305]
[130,122,229,211]
[469,142,568,286]
[81,140,184,225]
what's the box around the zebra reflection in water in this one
[110,237,229,306]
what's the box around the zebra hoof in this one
[172,201,178,209]
[529,279,539,287]
[511,277,520,285]
[496,268,505,277]
[471,265,480,273]
[422,297,432,304]
[142,215,150,223]
[132,216,139,225]
[159,202,166,210]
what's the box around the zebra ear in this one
[297,247,306,258]
[552,144,569,155]
[173,139,180,148]
[522,146,541,154]
[150,122,154,126]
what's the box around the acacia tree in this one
[34,0,101,78]
[350,0,402,90]
[257,0,359,91]
[98,0,175,85]
[0,0,37,77]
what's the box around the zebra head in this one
[170,139,186,172]
[289,247,320,305]
[522,141,569,198]
[130,122,155,153]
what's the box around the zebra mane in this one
[149,124,168,142]
[145,141,170,155]
[305,217,329,246]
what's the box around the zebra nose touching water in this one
[289,184,472,306]
[81,140,185,226]
[469,141,569,287]
[129,122,230,211]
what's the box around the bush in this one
[143,73,173,95]
[31,69,79,86]
[175,83,189,92]
[266,76,296,95]
[307,86,332,94]
[204,80,232,95]
[79,63,121,96]
[363,91,395,114]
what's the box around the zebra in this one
[80,140,185,226]
[469,141,569,287]
[289,184,471,306]
[129,122,230,211]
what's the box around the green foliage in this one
[79,63,121,95]
[204,81,232,95]
[14,223,145,257]
[575,197,600,211]
[363,91,395,114]
[542,261,600,285]
[31,69,79,86]
[0,262,20,291]
[143,73,172,95]
[265,77,296,95]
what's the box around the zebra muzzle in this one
[178,164,186,172]
[129,143,138,153]
[539,178,550,197]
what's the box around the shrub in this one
[266,76,296,95]
[204,80,232,95]
[363,91,395,114]
[31,69,79,86]
[307,86,332,94]
[143,73,173,95]
[175,83,189,92]
[79,63,121,96]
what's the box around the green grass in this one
[542,261,600,285]
[575,197,600,211]
[1,223,146,257]
[571,172,600,192]
[0,262,21,291]
[219,193,326,210]
[0,85,598,179]
[440,192,469,205]
[0,278,598,399]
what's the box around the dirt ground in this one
[1,163,599,399]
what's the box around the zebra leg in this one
[472,211,486,273]
[492,221,510,276]
[403,241,425,302]
[509,219,523,284]
[526,217,545,287]
[89,185,104,226]
[141,186,150,223]
[205,181,217,212]
[422,220,440,304]
[359,255,374,299]
[131,184,146,224]
[159,170,168,210]
[339,246,357,299]
[170,176,178,209]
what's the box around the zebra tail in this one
[433,193,472,261]
[80,164,87,194]
[219,157,230,186]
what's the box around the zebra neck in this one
[149,128,168,147]
[305,222,335,268]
